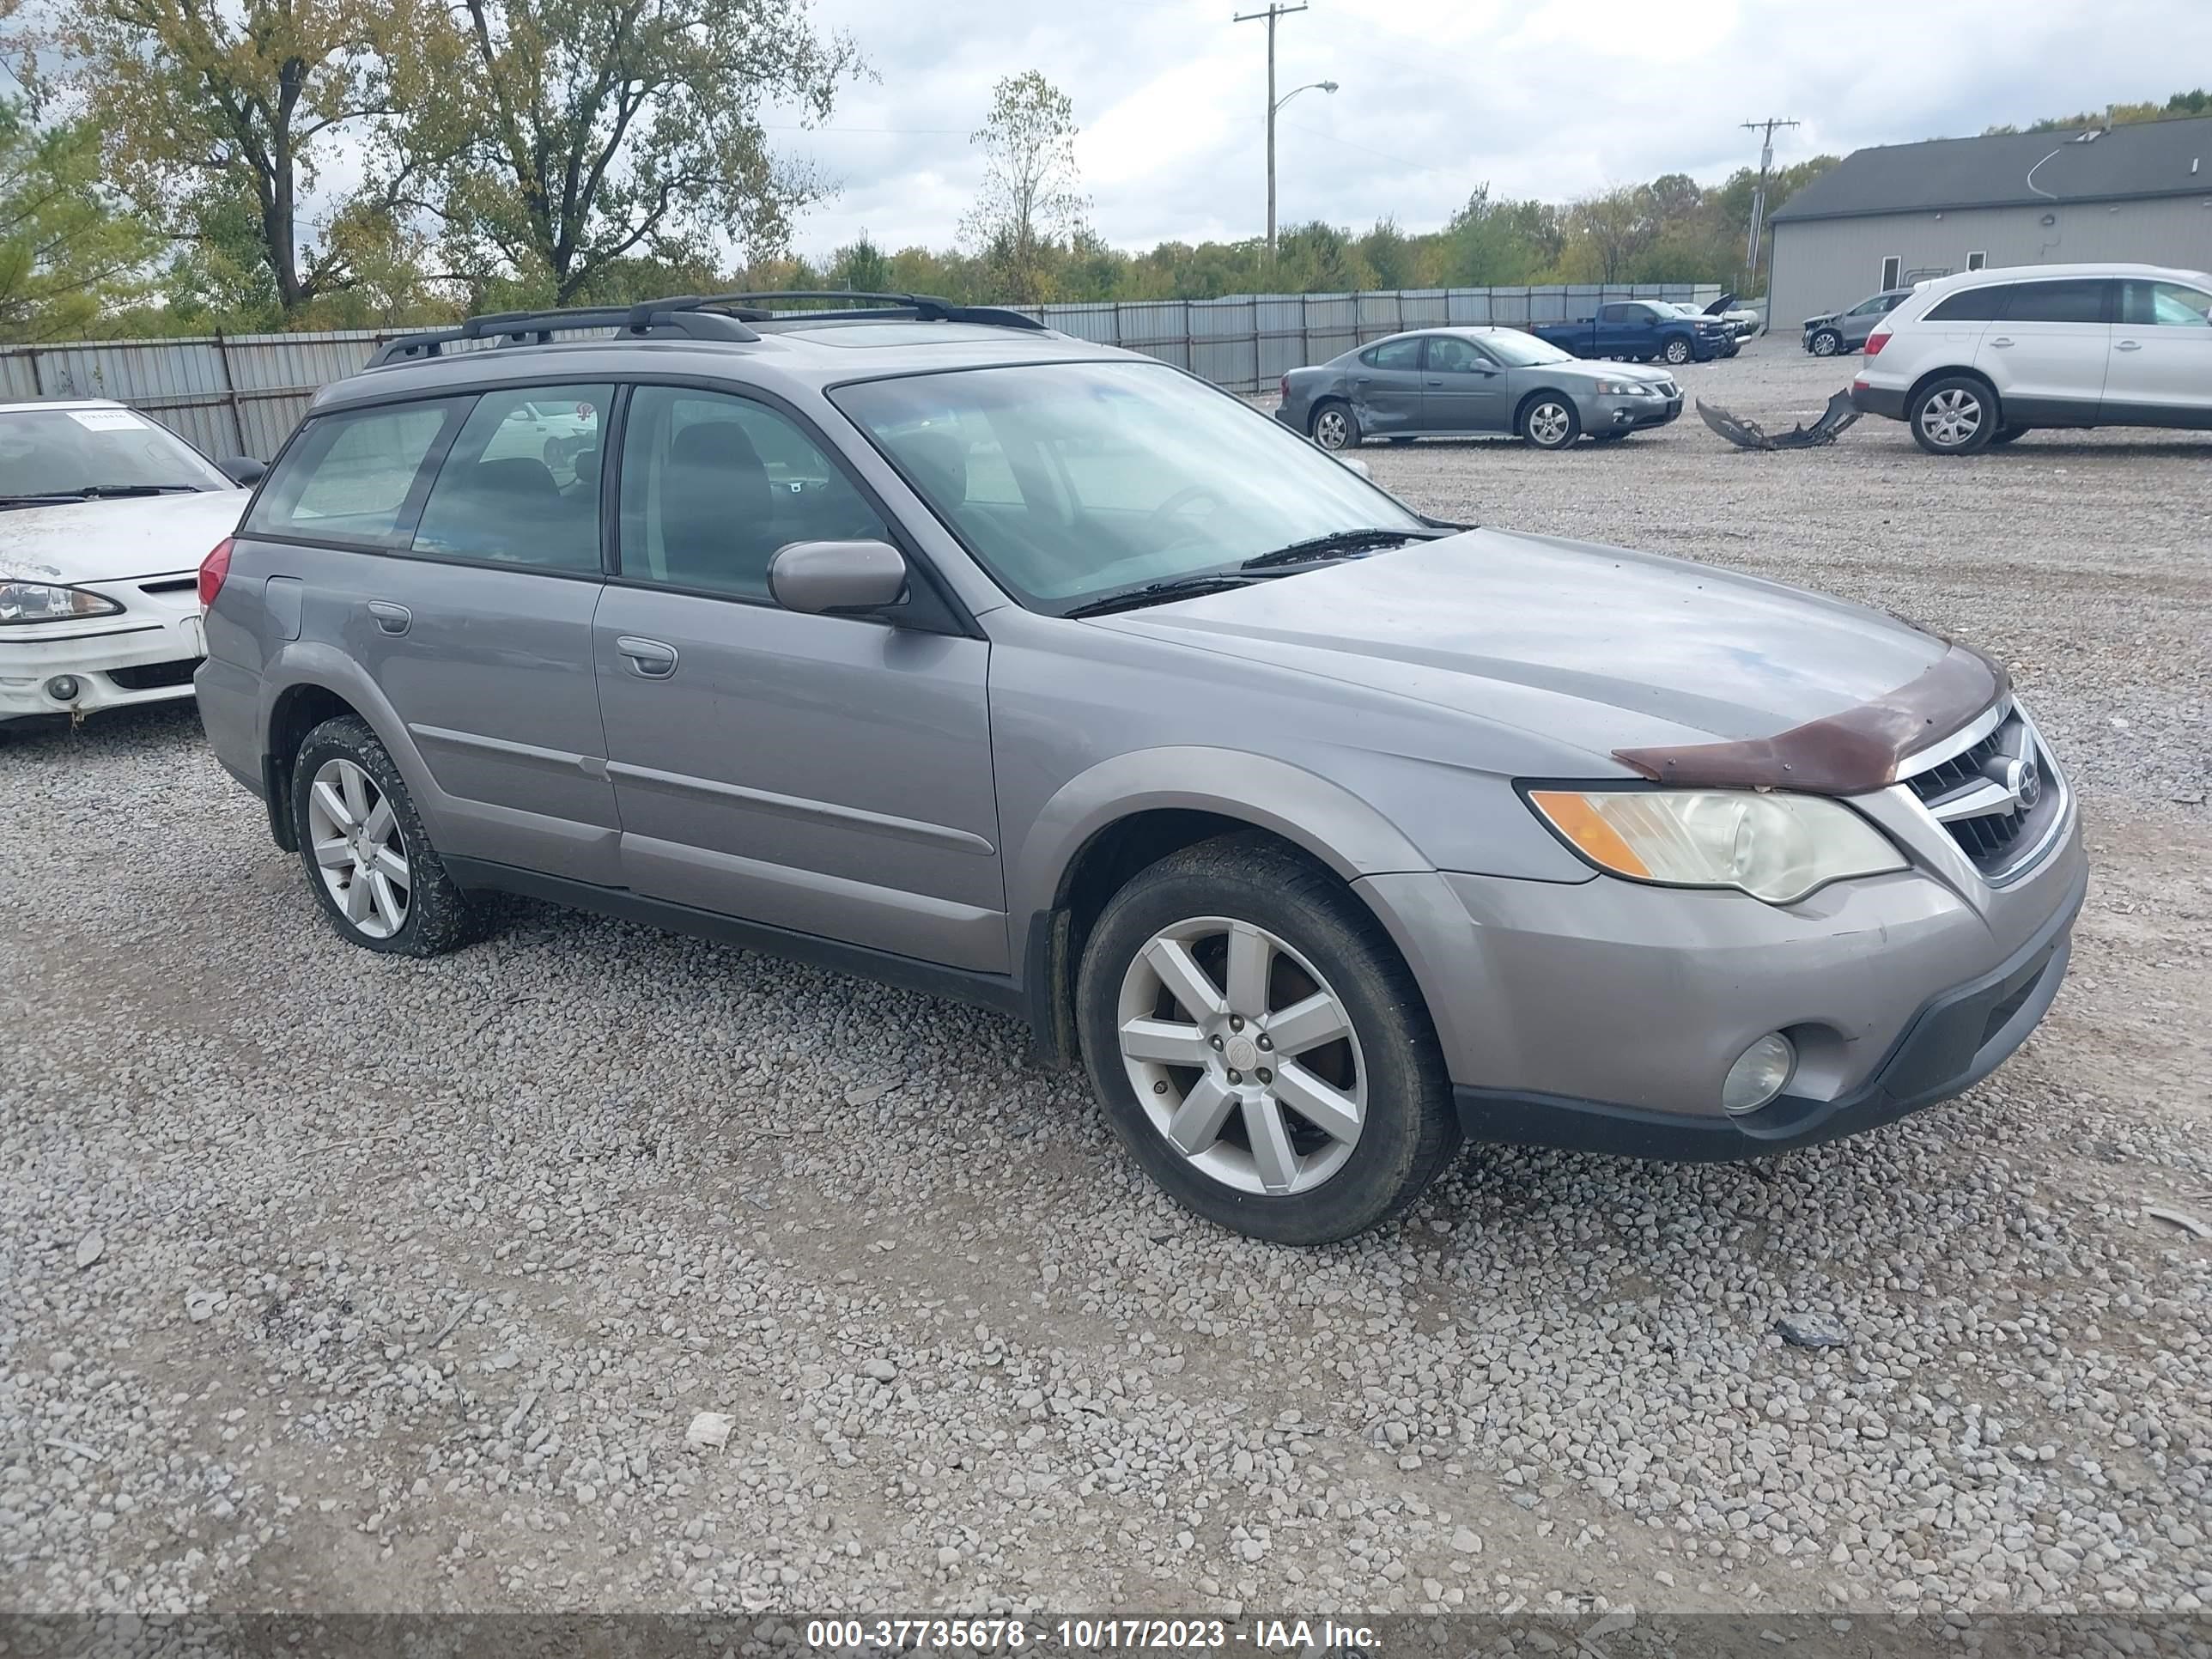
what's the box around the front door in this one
[1348,336,1426,434]
[1420,335,1509,432]
[592,384,1007,972]
[2106,277,2212,426]
[1974,277,2114,422]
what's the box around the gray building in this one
[1768,116,2212,331]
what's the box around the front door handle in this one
[367,600,410,635]
[1987,337,2014,348]
[1425,378,1444,386]
[2115,339,2142,351]
[616,635,678,678]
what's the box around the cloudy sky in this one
[759,0,2212,258]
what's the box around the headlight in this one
[0,582,124,625]
[1526,788,1905,905]
[1591,380,1653,396]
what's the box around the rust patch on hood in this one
[1613,643,2008,795]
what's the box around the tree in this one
[0,100,157,340]
[830,232,890,294]
[960,70,1087,305]
[399,0,864,305]
[1991,88,2212,136]
[1561,185,1658,283]
[62,0,422,314]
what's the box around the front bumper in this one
[1589,391,1683,431]
[0,587,205,721]
[1358,792,2087,1162]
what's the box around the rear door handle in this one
[2115,339,2142,351]
[1988,337,2014,348]
[616,635,678,678]
[367,600,410,635]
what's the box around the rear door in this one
[1974,278,2114,422]
[1420,335,1509,432]
[1347,337,1426,434]
[243,386,622,884]
[2106,277,2212,426]
[592,383,1007,972]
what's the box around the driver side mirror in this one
[769,539,909,617]
[217,455,266,486]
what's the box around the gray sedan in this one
[1276,327,1683,452]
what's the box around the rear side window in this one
[2002,280,2113,324]
[246,399,464,546]
[1358,337,1422,370]
[1924,286,2010,323]
[410,384,611,573]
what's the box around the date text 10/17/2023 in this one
[803,1619,1379,1652]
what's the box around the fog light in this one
[1722,1033,1796,1115]
[45,675,82,702]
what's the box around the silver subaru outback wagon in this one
[195,291,2086,1244]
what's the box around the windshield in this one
[832,361,1429,613]
[0,406,230,498]
[1478,330,1576,368]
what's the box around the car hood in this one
[1802,312,1838,327]
[1095,529,1955,763]
[0,489,248,583]
[1539,359,1677,386]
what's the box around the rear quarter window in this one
[247,399,468,546]
[1923,286,2010,323]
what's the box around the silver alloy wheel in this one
[1526,401,1573,447]
[1311,407,1351,450]
[306,757,410,939]
[1663,337,1692,364]
[1811,331,1839,356]
[1918,386,1984,449]
[1115,915,1366,1196]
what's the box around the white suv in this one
[1848,262,2212,454]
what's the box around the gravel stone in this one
[1,341,2206,1617]
[1775,1313,1850,1348]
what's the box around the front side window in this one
[1425,336,1492,373]
[1359,337,1422,371]
[0,405,234,502]
[618,386,888,601]
[410,384,612,572]
[832,361,1429,614]
[246,399,465,546]
[2120,280,2212,327]
[2003,279,2112,325]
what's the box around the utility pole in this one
[1741,117,1800,290]
[1236,2,1308,258]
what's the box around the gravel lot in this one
[3,338,2208,1621]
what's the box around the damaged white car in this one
[1,399,256,726]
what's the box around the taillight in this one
[1863,329,1890,356]
[198,537,234,609]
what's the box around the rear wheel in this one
[1809,329,1842,357]
[1520,394,1582,450]
[1076,833,1459,1244]
[292,716,477,957]
[1909,376,1998,455]
[1310,401,1359,451]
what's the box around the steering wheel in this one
[1146,485,1220,547]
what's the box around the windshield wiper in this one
[1238,526,1439,571]
[1063,574,1271,618]
[70,483,204,498]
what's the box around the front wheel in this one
[1076,833,1460,1244]
[293,716,478,957]
[1520,394,1582,450]
[1310,401,1359,451]
[1662,337,1692,365]
[1809,329,1842,357]
[1909,377,1998,455]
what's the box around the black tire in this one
[1076,832,1460,1245]
[1661,336,1693,365]
[1990,425,2033,446]
[1809,329,1842,357]
[1593,431,1631,443]
[1908,374,1999,455]
[1519,392,1583,450]
[291,715,478,957]
[1309,400,1360,451]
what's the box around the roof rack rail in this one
[365,288,1046,369]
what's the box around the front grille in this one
[104,657,202,691]
[1901,702,2060,878]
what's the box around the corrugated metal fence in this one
[0,283,1719,460]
